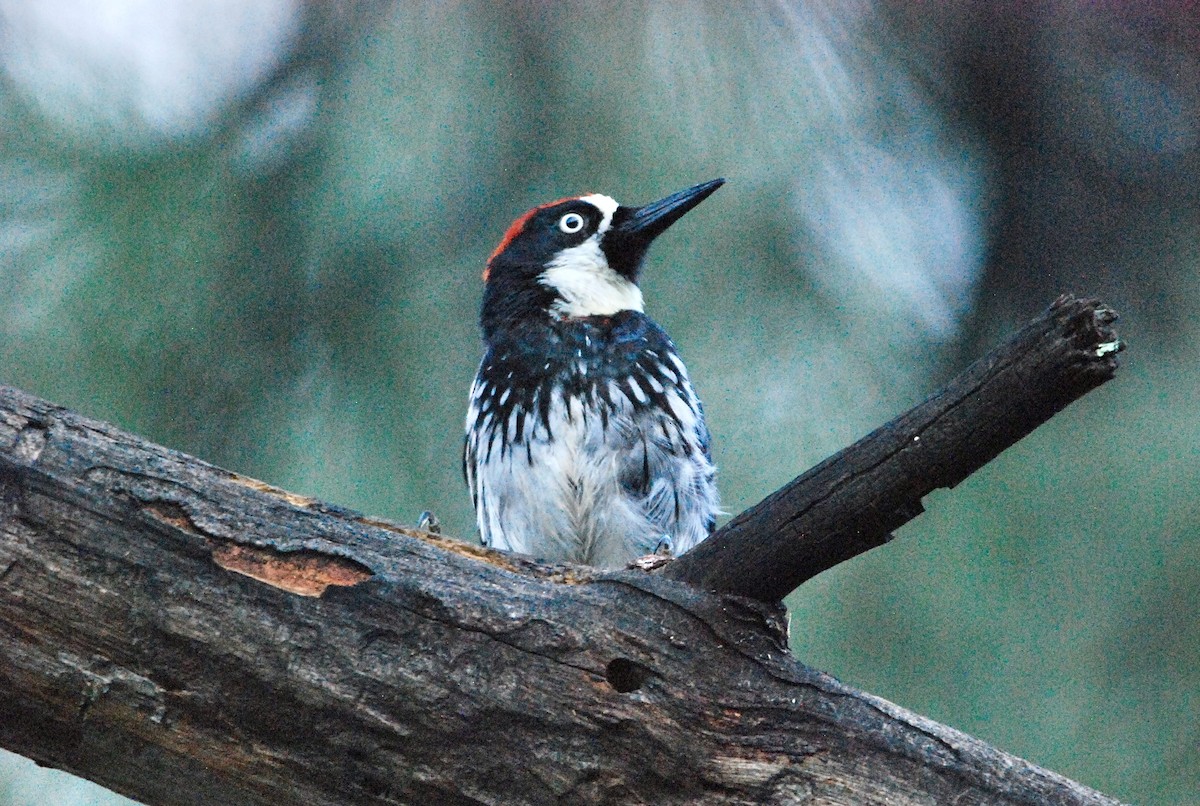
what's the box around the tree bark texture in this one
[0,298,1123,805]
[665,295,1122,599]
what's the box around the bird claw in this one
[416,510,441,534]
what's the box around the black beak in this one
[604,178,725,279]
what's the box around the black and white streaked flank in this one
[464,179,724,568]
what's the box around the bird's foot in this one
[416,510,441,534]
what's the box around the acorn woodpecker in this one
[464,179,723,568]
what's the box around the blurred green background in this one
[0,2,1196,804]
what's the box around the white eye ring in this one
[559,212,585,233]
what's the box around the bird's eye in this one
[558,212,585,234]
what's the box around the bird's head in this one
[480,178,724,337]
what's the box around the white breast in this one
[468,381,718,568]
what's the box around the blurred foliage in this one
[0,2,1197,804]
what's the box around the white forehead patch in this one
[539,192,643,318]
[578,193,619,234]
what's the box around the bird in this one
[464,178,724,568]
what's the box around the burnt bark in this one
[665,295,1122,599]
[0,296,1122,805]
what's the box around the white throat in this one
[538,193,645,318]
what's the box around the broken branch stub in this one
[663,295,1122,601]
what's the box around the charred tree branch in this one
[663,295,1122,601]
